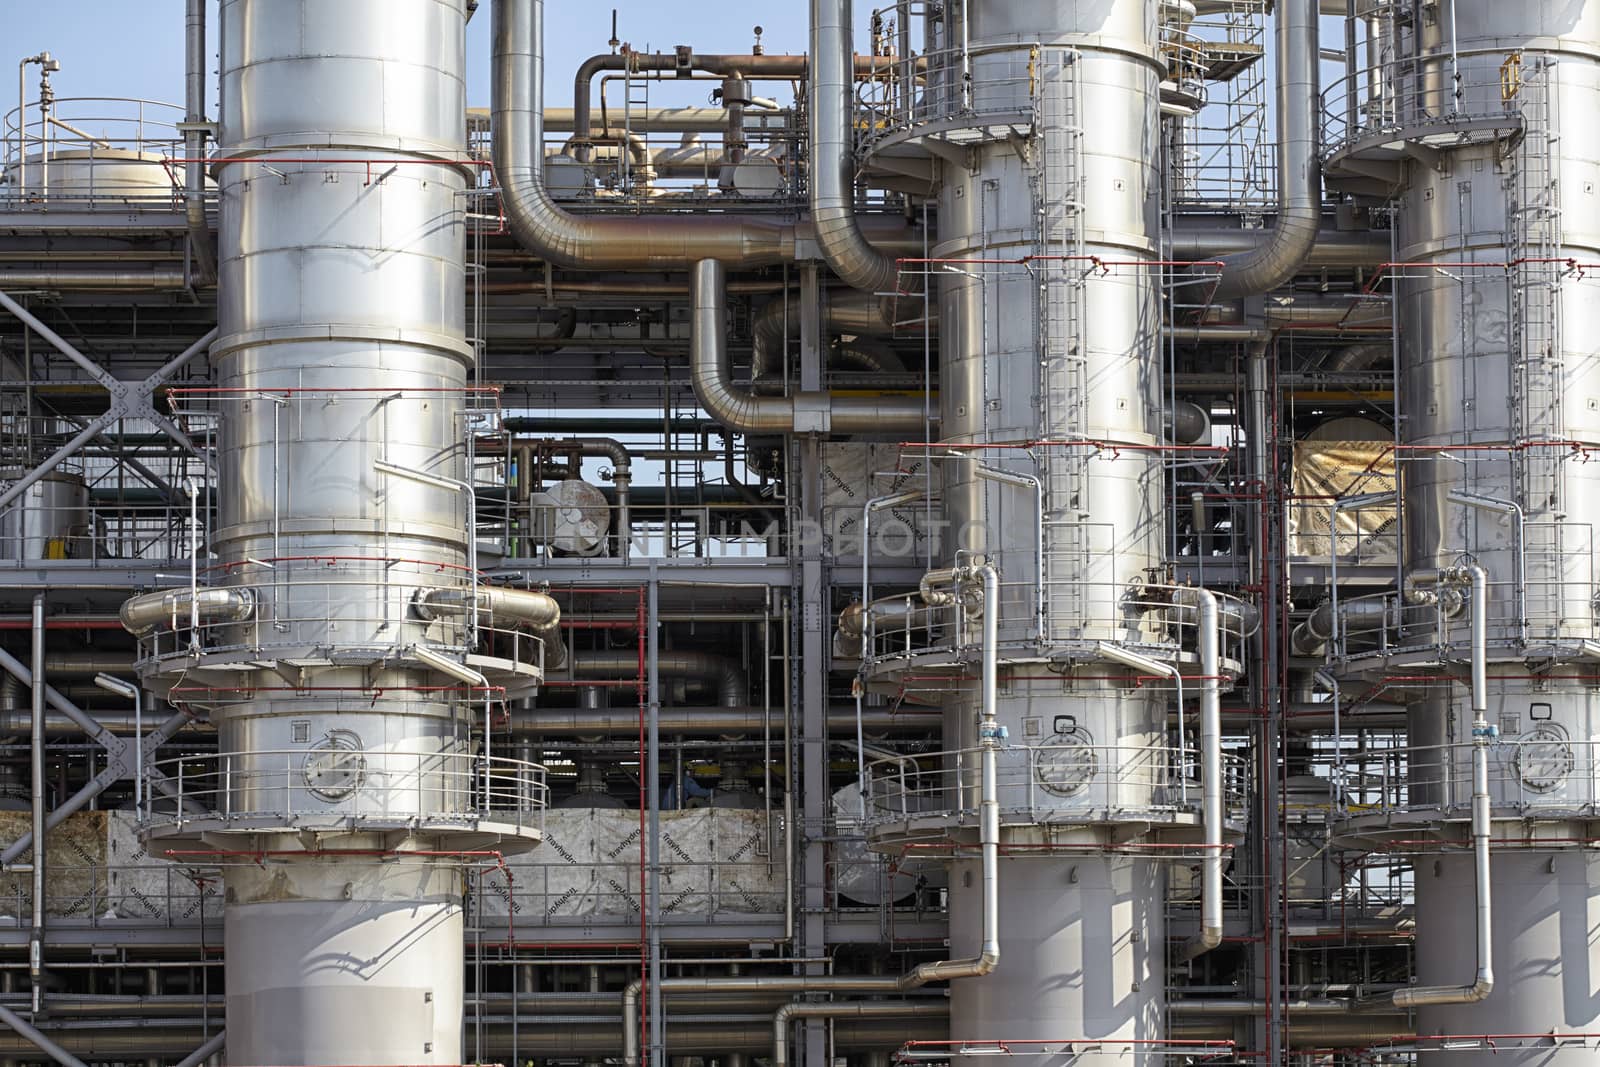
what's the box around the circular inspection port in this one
[303,730,368,801]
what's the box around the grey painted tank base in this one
[223,857,465,1066]
[947,855,1164,1064]
[1414,849,1600,1064]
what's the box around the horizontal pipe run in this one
[772,1000,943,1067]
[117,588,253,637]
[0,270,190,290]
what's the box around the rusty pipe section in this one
[691,259,925,435]
[492,0,795,268]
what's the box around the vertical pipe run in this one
[183,0,215,284]
[1358,565,1493,1011]
[645,570,663,1065]
[901,564,1000,987]
[28,594,44,1016]
[1181,590,1223,960]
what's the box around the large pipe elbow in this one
[416,585,567,669]
[1207,0,1320,299]
[809,0,905,294]
[691,259,926,435]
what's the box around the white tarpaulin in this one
[478,808,783,920]
[105,811,223,924]
[820,443,933,560]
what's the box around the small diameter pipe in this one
[1356,565,1493,1011]
[29,594,45,1015]
[899,562,1001,987]
[91,675,141,815]
[972,463,1045,636]
[689,259,925,435]
[1180,589,1223,961]
[183,0,215,285]
[1447,491,1526,645]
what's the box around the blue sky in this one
[1,1,814,113]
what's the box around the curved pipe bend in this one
[810,0,904,294]
[1207,0,1320,299]
[691,259,926,435]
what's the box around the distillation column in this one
[119,2,547,1064]
[938,0,1168,1055]
[858,0,1245,1059]
[1329,3,1600,1060]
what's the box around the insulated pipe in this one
[1180,590,1223,961]
[1208,0,1321,299]
[0,270,190,290]
[0,708,209,739]
[415,585,566,669]
[492,0,795,268]
[771,1001,944,1067]
[1168,224,1388,270]
[509,705,938,737]
[750,290,913,382]
[0,647,125,753]
[810,0,903,294]
[117,587,254,637]
[690,259,926,435]
[1324,343,1391,373]
[183,0,215,286]
[1290,598,1389,657]
[1356,565,1493,1011]
[28,595,45,1016]
[562,649,746,708]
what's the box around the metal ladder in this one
[1033,47,1090,642]
[1506,58,1565,633]
[621,51,650,194]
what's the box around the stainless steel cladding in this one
[1332,1,1600,1060]
[928,0,1173,1058]
[0,471,89,560]
[123,3,542,1065]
